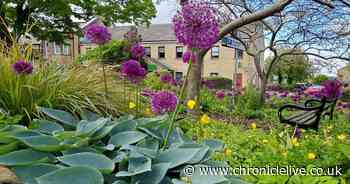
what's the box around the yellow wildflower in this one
[200,114,210,125]
[300,129,306,133]
[307,152,316,160]
[129,102,136,109]
[187,100,196,110]
[337,134,347,141]
[250,122,257,130]
[262,139,269,144]
[282,151,288,158]
[224,148,233,156]
[291,138,300,147]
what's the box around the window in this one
[145,47,151,57]
[211,46,220,58]
[63,44,71,56]
[210,72,219,77]
[235,49,243,59]
[158,46,165,58]
[53,42,61,55]
[176,46,183,58]
[175,72,183,81]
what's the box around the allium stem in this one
[162,59,193,149]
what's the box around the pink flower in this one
[215,90,225,99]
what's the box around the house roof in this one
[111,24,177,42]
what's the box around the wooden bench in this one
[304,98,338,120]
[278,97,327,130]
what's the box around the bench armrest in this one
[279,98,326,122]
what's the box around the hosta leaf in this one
[76,118,108,137]
[12,130,42,138]
[0,142,19,155]
[80,110,99,121]
[36,166,104,184]
[112,181,129,184]
[120,145,157,158]
[12,164,60,184]
[131,163,170,184]
[92,122,120,141]
[154,148,201,169]
[203,139,224,152]
[62,147,99,155]
[31,119,64,135]
[15,135,63,152]
[110,119,138,135]
[109,131,148,147]
[116,156,152,177]
[58,152,115,174]
[0,149,52,166]
[172,179,187,184]
[39,107,78,128]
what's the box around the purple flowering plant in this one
[120,59,146,83]
[215,90,226,99]
[84,23,112,45]
[12,60,33,75]
[131,43,146,60]
[321,80,342,99]
[151,91,178,114]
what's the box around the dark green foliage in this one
[0,0,156,42]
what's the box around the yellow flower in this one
[129,102,136,109]
[307,152,316,160]
[200,114,210,125]
[262,139,269,144]
[300,129,306,133]
[145,108,151,115]
[187,100,196,110]
[224,148,233,156]
[282,151,288,158]
[250,123,257,130]
[291,138,300,147]
[327,125,333,130]
[337,134,347,141]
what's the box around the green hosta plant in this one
[0,107,245,184]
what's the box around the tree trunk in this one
[259,77,268,105]
[185,52,203,115]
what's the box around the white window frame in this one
[53,42,61,55]
[211,46,220,58]
[63,44,70,56]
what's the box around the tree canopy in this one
[267,49,313,85]
[0,0,156,42]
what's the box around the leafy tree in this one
[0,0,156,43]
[312,74,329,85]
[267,49,313,85]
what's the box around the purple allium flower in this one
[279,91,289,98]
[151,91,178,114]
[172,2,220,49]
[131,43,146,60]
[215,90,225,99]
[321,80,343,99]
[294,128,302,139]
[84,23,111,45]
[12,60,33,75]
[204,80,215,89]
[120,60,146,83]
[160,73,173,84]
[182,50,196,64]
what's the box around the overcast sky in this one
[151,0,177,24]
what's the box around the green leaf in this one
[110,119,138,135]
[12,164,60,184]
[15,135,63,152]
[131,163,170,184]
[109,131,148,147]
[338,144,350,158]
[39,107,78,128]
[120,145,157,158]
[62,147,99,155]
[116,156,152,177]
[203,139,224,152]
[76,118,108,137]
[92,122,120,140]
[31,119,64,135]
[0,142,19,155]
[154,148,201,169]
[0,149,52,166]
[36,166,104,184]
[58,152,115,174]
[80,110,99,121]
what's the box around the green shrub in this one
[0,107,244,184]
[77,40,130,64]
[235,85,261,115]
[203,77,233,90]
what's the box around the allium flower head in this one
[321,80,342,99]
[120,60,146,83]
[160,73,173,84]
[131,43,146,59]
[12,60,33,75]
[215,90,225,99]
[182,50,196,64]
[84,23,111,44]
[151,91,178,114]
[173,2,220,49]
